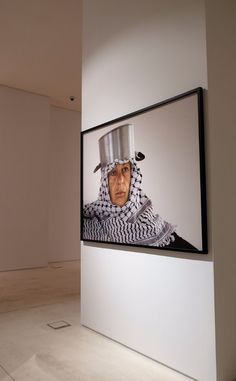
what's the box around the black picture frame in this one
[81,87,208,254]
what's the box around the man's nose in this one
[117,172,125,184]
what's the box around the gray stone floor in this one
[0,261,192,381]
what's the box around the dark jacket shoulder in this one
[167,232,197,251]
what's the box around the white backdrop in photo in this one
[83,93,202,250]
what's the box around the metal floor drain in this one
[47,320,71,330]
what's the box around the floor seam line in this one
[0,295,80,315]
[0,363,15,381]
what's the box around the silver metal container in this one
[100,124,134,165]
[94,123,144,172]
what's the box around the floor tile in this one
[0,262,193,381]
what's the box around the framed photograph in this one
[81,87,207,254]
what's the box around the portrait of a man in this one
[82,89,207,253]
[82,123,196,251]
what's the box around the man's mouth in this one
[115,191,126,197]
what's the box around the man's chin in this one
[113,195,128,207]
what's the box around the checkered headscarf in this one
[83,159,176,247]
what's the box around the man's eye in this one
[123,166,130,173]
[110,170,116,176]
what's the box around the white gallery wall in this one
[0,86,81,270]
[81,1,216,380]
[48,106,80,262]
[0,86,50,270]
[205,1,236,380]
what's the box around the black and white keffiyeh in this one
[83,159,176,247]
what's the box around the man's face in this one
[108,162,131,207]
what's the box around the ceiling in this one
[0,0,82,111]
